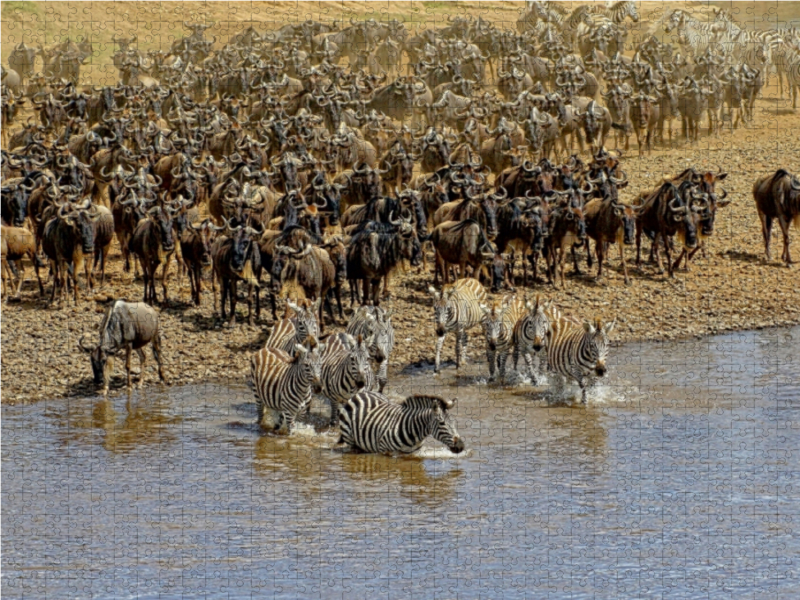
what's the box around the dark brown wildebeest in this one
[180,218,221,306]
[211,222,263,326]
[42,199,101,305]
[129,205,177,305]
[752,169,800,264]
[583,196,637,284]
[633,180,709,277]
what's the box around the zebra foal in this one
[338,392,465,454]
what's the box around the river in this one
[2,326,799,599]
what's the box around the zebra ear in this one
[428,286,439,299]
[583,321,595,333]
[293,344,308,360]
[603,318,616,335]
[441,397,456,411]
[479,303,490,314]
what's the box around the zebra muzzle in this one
[595,363,607,377]
[450,437,465,454]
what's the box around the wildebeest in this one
[1,224,43,300]
[211,222,263,326]
[752,169,800,264]
[431,218,496,286]
[180,218,220,306]
[78,300,167,395]
[130,205,177,305]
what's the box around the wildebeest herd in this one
[2,3,800,453]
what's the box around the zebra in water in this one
[512,295,564,385]
[430,278,487,373]
[338,392,465,454]
[546,316,615,404]
[264,299,320,352]
[346,305,394,392]
[480,295,526,383]
[250,336,323,433]
[319,332,373,427]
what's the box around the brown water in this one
[3,327,799,599]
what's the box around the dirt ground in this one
[2,2,800,404]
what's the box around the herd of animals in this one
[2,3,800,454]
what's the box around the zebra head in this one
[480,302,506,351]
[664,9,684,34]
[429,286,454,338]
[367,308,394,364]
[293,335,323,394]
[409,395,465,454]
[526,296,553,352]
[582,318,616,377]
[288,299,321,344]
[349,334,372,390]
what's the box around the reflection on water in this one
[2,327,799,598]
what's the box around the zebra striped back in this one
[265,299,320,352]
[338,392,464,454]
[320,333,374,426]
[346,306,395,392]
[250,336,323,433]
[546,316,615,403]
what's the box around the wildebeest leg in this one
[160,258,171,305]
[777,215,793,264]
[246,281,255,327]
[571,245,582,275]
[671,248,687,273]
[152,332,166,383]
[585,240,593,269]
[595,239,605,280]
[758,211,773,261]
[619,241,629,285]
[229,279,238,326]
[136,348,147,387]
[664,235,674,277]
[334,284,344,321]
[125,346,133,389]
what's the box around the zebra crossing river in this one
[3,326,798,598]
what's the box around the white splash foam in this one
[414,446,471,460]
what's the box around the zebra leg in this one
[486,348,497,382]
[459,329,469,368]
[498,352,508,383]
[523,352,537,385]
[377,361,388,393]
[434,334,445,373]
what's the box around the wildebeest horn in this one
[78,334,96,353]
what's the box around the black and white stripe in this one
[250,336,323,433]
[430,278,487,373]
[480,295,526,382]
[319,333,374,426]
[338,392,464,454]
[512,295,563,385]
[546,316,615,404]
[264,299,320,352]
[346,305,395,392]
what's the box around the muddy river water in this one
[3,326,799,598]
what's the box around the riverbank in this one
[2,98,799,403]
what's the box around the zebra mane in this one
[400,394,453,412]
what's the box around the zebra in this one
[779,46,800,109]
[250,336,323,433]
[338,391,465,454]
[512,295,564,385]
[546,315,615,404]
[664,9,719,57]
[319,332,374,427]
[480,295,526,383]
[264,298,320,353]
[429,277,487,373]
[576,1,639,55]
[346,305,394,393]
